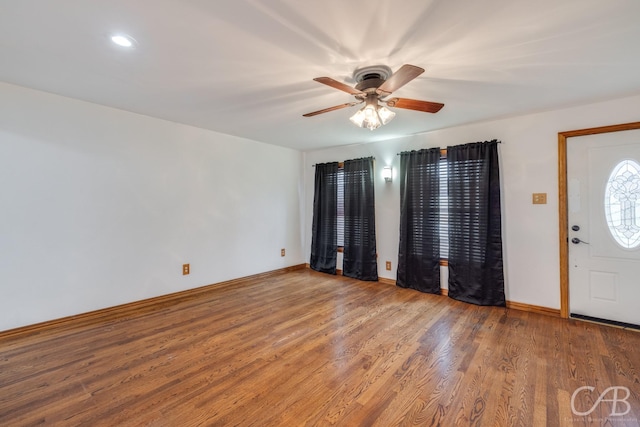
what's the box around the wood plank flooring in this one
[1,269,639,426]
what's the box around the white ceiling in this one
[2,0,640,151]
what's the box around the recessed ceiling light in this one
[111,34,136,48]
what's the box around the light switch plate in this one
[532,193,547,204]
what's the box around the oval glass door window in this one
[604,159,640,248]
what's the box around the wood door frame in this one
[558,121,640,318]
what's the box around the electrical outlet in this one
[385,261,391,271]
[281,248,285,257]
[183,264,190,275]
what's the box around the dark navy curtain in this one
[343,157,378,281]
[447,140,505,306]
[397,148,441,293]
[310,162,339,274]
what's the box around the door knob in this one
[571,237,589,244]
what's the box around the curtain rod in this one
[312,157,375,167]
[396,140,501,155]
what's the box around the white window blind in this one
[337,167,345,247]
[439,157,449,259]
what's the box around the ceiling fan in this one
[303,64,444,130]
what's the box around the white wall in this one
[3,81,639,332]
[0,82,304,331]
[304,94,640,310]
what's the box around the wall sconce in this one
[382,166,392,182]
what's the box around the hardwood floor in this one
[1,269,639,426]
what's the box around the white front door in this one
[567,128,640,326]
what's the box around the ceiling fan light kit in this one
[304,64,444,130]
[349,94,396,130]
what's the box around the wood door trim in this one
[558,121,640,318]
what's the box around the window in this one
[339,155,448,259]
[337,167,344,247]
[311,156,379,280]
[605,159,640,249]
[439,156,449,260]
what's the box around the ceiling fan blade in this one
[386,98,444,113]
[303,101,362,117]
[313,77,365,96]
[376,64,425,96]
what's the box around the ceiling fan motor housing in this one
[353,65,392,94]
[355,76,384,93]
